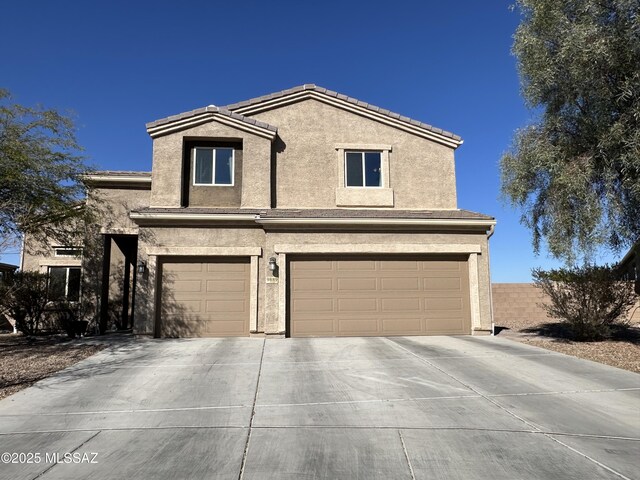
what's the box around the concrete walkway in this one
[0,336,638,479]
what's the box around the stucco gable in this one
[224,84,463,148]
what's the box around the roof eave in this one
[146,110,278,141]
[129,212,259,225]
[255,217,495,228]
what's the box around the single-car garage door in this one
[159,257,250,337]
[289,255,471,337]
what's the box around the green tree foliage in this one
[501,0,640,261]
[533,264,636,340]
[0,89,88,253]
[0,271,51,335]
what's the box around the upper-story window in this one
[345,151,382,187]
[54,247,82,257]
[193,147,234,186]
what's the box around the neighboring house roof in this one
[0,262,18,272]
[145,106,278,140]
[146,84,463,148]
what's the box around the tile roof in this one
[258,208,493,220]
[89,171,152,177]
[146,105,278,132]
[132,207,261,215]
[146,85,461,143]
[223,84,462,142]
[131,207,493,221]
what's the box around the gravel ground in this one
[0,334,105,400]
[518,338,640,373]
[495,314,640,374]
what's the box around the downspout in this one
[19,233,25,271]
[487,224,496,336]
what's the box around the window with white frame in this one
[48,266,81,302]
[193,147,234,186]
[345,151,382,187]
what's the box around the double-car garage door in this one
[157,255,471,337]
[289,255,471,337]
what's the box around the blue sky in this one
[1,0,617,280]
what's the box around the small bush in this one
[0,271,52,335]
[533,264,637,341]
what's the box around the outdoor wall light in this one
[268,257,277,272]
[137,261,146,275]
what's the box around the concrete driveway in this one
[0,336,638,480]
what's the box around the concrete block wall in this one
[492,283,640,325]
[492,283,549,326]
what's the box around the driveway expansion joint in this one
[31,430,101,480]
[238,338,265,480]
[398,430,416,480]
[384,338,634,480]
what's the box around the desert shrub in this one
[533,264,637,341]
[0,271,52,335]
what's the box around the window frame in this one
[344,150,383,188]
[53,247,83,258]
[48,266,81,302]
[192,147,235,187]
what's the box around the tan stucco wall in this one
[133,226,267,335]
[150,122,272,209]
[21,246,82,273]
[132,227,492,337]
[88,187,151,234]
[251,98,458,210]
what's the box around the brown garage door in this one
[289,255,471,337]
[159,257,250,337]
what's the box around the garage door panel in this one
[338,319,379,333]
[381,298,421,312]
[424,277,461,290]
[204,299,247,313]
[428,317,465,332]
[166,263,203,272]
[292,260,333,271]
[171,280,204,293]
[422,261,461,271]
[293,298,334,313]
[337,260,376,270]
[290,255,471,337]
[381,277,420,291]
[178,300,203,313]
[427,297,463,311]
[293,278,333,291]
[294,319,335,334]
[337,298,378,312]
[337,277,377,291]
[206,262,247,273]
[204,320,247,335]
[380,261,420,271]
[206,279,246,292]
[160,258,250,337]
[382,318,423,334]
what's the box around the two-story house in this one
[23,85,496,338]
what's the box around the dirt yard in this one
[0,334,105,400]
[495,317,640,374]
